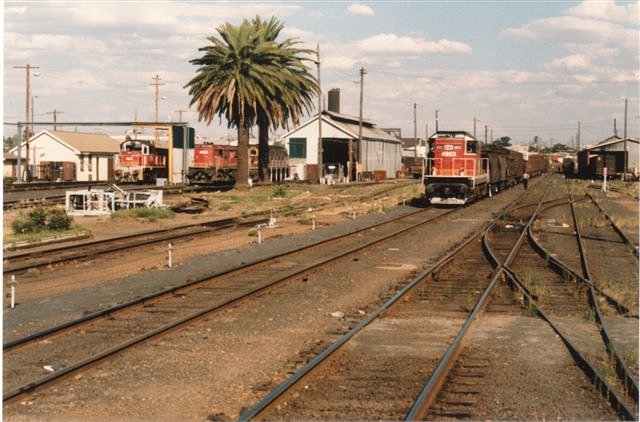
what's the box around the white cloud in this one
[567,1,639,25]
[348,3,375,16]
[323,55,359,70]
[356,33,471,55]
[544,54,591,71]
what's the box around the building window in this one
[88,154,92,172]
[289,138,307,159]
[80,155,85,172]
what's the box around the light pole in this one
[316,44,323,182]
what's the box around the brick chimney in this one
[328,88,340,113]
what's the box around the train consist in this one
[423,131,546,205]
[187,143,289,183]
[116,139,168,183]
[115,138,289,184]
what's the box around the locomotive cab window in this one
[466,141,478,154]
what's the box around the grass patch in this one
[5,225,87,246]
[110,207,175,222]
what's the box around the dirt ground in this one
[2,177,638,421]
[3,182,420,304]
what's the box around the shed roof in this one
[586,136,639,151]
[46,130,121,153]
[282,111,400,144]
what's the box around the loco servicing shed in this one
[278,88,402,183]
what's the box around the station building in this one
[10,130,120,182]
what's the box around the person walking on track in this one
[523,171,529,190]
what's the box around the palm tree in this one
[185,20,263,188]
[251,16,318,183]
[185,18,318,187]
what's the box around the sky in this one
[3,0,639,147]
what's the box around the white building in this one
[11,130,120,182]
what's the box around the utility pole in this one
[150,74,165,122]
[14,63,39,181]
[413,103,417,159]
[484,125,488,145]
[174,109,187,122]
[577,121,581,151]
[31,95,39,136]
[317,44,323,182]
[623,97,628,179]
[354,65,366,182]
[46,109,64,130]
[435,109,439,132]
[614,118,618,137]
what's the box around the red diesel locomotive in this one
[424,131,524,205]
[116,139,167,183]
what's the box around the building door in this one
[107,157,114,181]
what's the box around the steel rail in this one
[405,183,549,420]
[527,199,633,317]
[3,206,435,351]
[239,184,539,421]
[4,208,459,402]
[569,193,639,404]
[501,266,638,421]
[3,217,263,275]
[586,192,639,258]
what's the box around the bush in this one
[110,207,175,222]
[11,206,72,234]
[272,185,288,198]
[46,208,73,231]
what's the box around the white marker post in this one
[9,275,16,309]
[312,214,316,230]
[168,243,173,268]
[257,225,262,244]
[602,167,608,193]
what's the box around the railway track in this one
[238,176,631,420]
[522,190,639,409]
[3,180,418,275]
[2,216,267,275]
[3,204,455,402]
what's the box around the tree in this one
[185,17,318,187]
[492,136,511,147]
[185,20,265,188]
[3,135,18,152]
[251,16,318,184]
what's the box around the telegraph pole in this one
[413,103,417,159]
[484,125,488,145]
[150,74,165,122]
[46,109,64,130]
[623,97,628,179]
[317,44,323,182]
[354,65,366,182]
[14,63,39,181]
[577,121,581,151]
[435,109,439,132]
